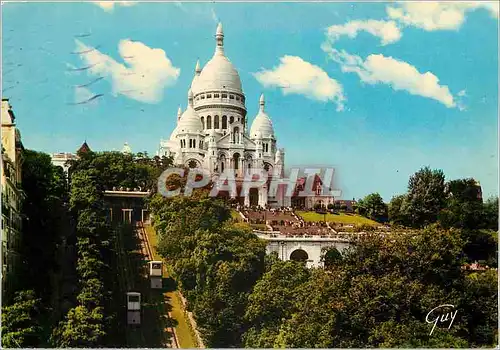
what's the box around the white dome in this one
[195,23,243,94]
[169,125,179,141]
[178,90,203,133]
[122,142,132,154]
[250,94,274,138]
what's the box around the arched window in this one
[233,153,240,170]
[220,154,226,172]
[230,116,234,124]
[193,139,196,148]
[222,115,227,129]
[201,116,205,129]
[214,115,220,129]
[207,115,212,129]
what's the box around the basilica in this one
[158,23,289,207]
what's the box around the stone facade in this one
[1,98,24,291]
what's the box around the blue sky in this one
[2,1,498,201]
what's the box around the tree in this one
[243,260,311,348]
[405,167,446,228]
[257,225,496,348]
[1,290,42,348]
[51,306,106,347]
[358,193,387,222]
[388,194,408,226]
[482,197,498,230]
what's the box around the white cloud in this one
[387,2,499,31]
[326,19,402,46]
[322,43,459,108]
[75,39,180,103]
[94,1,137,12]
[254,55,346,111]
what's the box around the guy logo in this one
[426,304,458,336]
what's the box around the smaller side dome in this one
[250,94,274,138]
[177,89,203,133]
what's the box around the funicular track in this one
[135,221,180,349]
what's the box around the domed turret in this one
[169,106,183,141]
[177,90,203,133]
[122,142,132,154]
[250,94,274,138]
[191,60,202,93]
[194,22,243,94]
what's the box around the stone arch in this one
[218,152,228,173]
[263,162,273,173]
[322,247,342,269]
[244,153,253,172]
[290,249,309,262]
[233,152,240,170]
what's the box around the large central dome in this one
[193,23,243,95]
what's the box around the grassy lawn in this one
[144,224,199,349]
[297,211,379,226]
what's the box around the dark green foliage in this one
[406,167,446,228]
[243,260,311,348]
[356,192,388,222]
[150,193,267,347]
[1,290,42,348]
[255,226,497,348]
[388,194,409,226]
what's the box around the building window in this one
[207,115,212,129]
[201,94,205,99]
[222,93,227,98]
[230,116,234,124]
[236,96,240,101]
[233,153,240,170]
[188,160,197,168]
[222,115,227,129]
[214,93,220,98]
[214,115,220,129]
[229,94,235,99]
[207,94,212,98]
[201,116,205,129]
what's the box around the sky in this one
[2,1,498,201]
